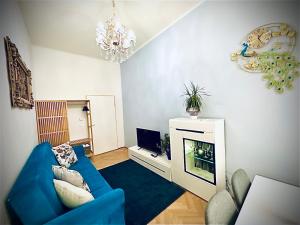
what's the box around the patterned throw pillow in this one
[53,179,94,209]
[52,143,78,168]
[52,165,90,192]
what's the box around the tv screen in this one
[136,128,161,154]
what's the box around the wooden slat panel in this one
[35,100,69,146]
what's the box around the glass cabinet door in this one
[183,138,216,184]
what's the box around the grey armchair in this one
[205,190,238,225]
[231,168,251,208]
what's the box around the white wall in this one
[0,0,38,223]
[121,1,300,186]
[67,105,89,141]
[31,45,125,147]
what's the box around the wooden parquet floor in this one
[91,147,129,170]
[91,148,207,224]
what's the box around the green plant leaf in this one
[183,81,208,111]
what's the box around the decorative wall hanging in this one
[4,36,34,108]
[231,23,300,93]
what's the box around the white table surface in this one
[235,175,300,225]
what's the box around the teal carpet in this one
[100,160,184,225]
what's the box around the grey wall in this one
[121,1,300,185]
[0,0,37,223]
[299,12,300,186]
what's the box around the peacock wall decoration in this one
[231,23,300,94]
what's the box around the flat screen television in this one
[136,128,161,155]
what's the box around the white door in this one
[87,95,118,154]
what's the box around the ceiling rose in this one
[96,0,136,63]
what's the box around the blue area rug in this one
[100,160,185,225]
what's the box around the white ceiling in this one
[18,0,201,59]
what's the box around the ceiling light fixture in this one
[96,0,136,63]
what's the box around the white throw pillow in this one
[53,179,94,208]
[52,165,90,192]
[52,143,78,168]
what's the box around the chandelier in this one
[96,0,136,63]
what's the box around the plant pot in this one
[186,108,200,119]
[166,145,171,160]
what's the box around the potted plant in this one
[183,81,209,119]
[161,133,171,160]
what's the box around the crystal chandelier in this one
[96,0,136,63]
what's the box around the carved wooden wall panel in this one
[4,36,34,109]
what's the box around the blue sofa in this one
[6,142,125,225]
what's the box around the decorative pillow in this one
[53,179,94,208]
[52,165,90,192]
[52,143,78,168]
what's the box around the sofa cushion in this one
[72,145,85,158]
[52,143,78,168]
[69,157,112,198]
[53,179,94,208]
[52,165,90,192]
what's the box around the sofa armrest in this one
[45,189,125,225]
[72,145,85,158]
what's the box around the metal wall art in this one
[231,23,300,93]
[4,36,34,108]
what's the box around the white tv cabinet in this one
[169,118,226,201]
[128,146,172,181]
